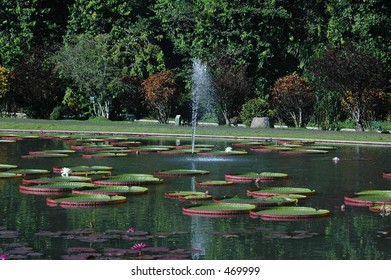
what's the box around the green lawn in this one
[0,118,390,145]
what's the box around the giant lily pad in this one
[82,152,128,158]
[0,164,17,170]
[344,192,391,206]
[197,150,248,156]
[195,180,234,187]
[19,182,95,195]
[12,169,51,176]
[225,172,288,182]
[72,186,148,196]
[93,174,163,185]
[214,196,298,207]
[383,172,391,179]
[52,165,112,176]
[29,150,76,154]
[22,153,70,159]
[247,187,315,197]
[0,172,22,179]
[46,194,127,207]
[182,203,256,217]
[164,191,212,201]
[22,176,92,185]
[155,169,210,177]
[250,206,330,221]
[279,149,329,155]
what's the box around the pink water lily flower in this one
[131,242,147,251]
[0,253,7,260]
[127,227,135,233]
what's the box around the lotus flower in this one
[0,253,7,260]
[225,147,233,152]
[127,227,135,233]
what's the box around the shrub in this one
[270,74,315,128]
[239,98,269,127]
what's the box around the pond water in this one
[0,136,390,260]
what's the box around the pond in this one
[0,134,390,260]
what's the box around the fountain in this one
[191,58,214,155]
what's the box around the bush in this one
[239,98,269,127]
[50,106,63,120]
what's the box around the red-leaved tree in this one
[271,74,315,127]
[142,70,177,124]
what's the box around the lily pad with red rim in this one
[93,174,163,185]
[72,186,148,196]
[247,187,315,197]
[182,203,256,217]
[250,206,330,221]
[195,180,234,187]
[197,150,248,156]
[12,169,51,176]
[344,192,391,206]
[383,172,391,179]
[214,196,298,207]
[22,176,92,185]
[19,182,95,195]
[225,172,288,182]
[164,191,212,201]
[82,152,128,158]
[0,172,22,179]
[46,194,127,207]
[22,153,70,159]
[155,169,210,177]
[28,149,76,154]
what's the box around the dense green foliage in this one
[0,0,389,129]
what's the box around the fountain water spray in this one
[191,58,214,155]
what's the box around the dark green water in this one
[0,137,390,260]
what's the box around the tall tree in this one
[0,0,72,68]
[54,34,123,119]
[10,48,63,118]
[309,44,388,131]
[142,70,177,124]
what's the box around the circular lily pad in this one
[195,180,234,187]
[383,172,391,179]
[279,149,329,155]
[82,152,128,158]
[47,194,127,207]
[225,172,288,182]
[0,172,22,179]
[344,192,391,206]
[128,146,174,153]
[369,204,391,213]
[183,203,256,217]
[0,139,17,143]
[0,164,17,170]
[250,206,330,221]
[19,182,95,195]
[52,165,113,176]
[29,150,76,154]
[155,169,210,177]
[197,150,248,156]
[302,145,337,150]
[251,146,293,153]
[22,153,70,158]
[247,187,315,197]
[214,196,297,207]
[93,174,163,185]
[12,169,51,176]
[72,186,148,196]
[111,141,142,147]
[164,191,212,201]
[232,141,270,147]
[22,176,92,185]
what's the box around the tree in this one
[308,44,388,131]
[0,0,72,68]
[271,74,315,128]
[142,70,177,124]
[54,34,124,119]
[10,48,63,118]
[211,55,253,125]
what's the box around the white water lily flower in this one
[61,167,72,177]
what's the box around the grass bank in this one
[0,118,390,145]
